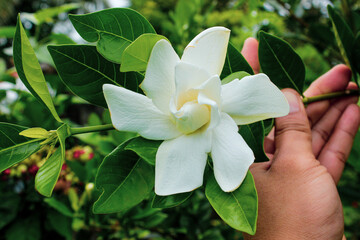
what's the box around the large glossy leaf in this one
[93,143,155,214]
[221,42,254,79]
[125,137,162,165]
[327,5,357,84]
[0,123,42,173]
[13,15,62,122]
[239,122,268,163]
[258,31,305,94]
[205,171,258,235]
[48,45,143,108]
[69,8,156,63]
[152,192,192,209]
[121,34,168,72]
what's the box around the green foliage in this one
[205,171,258,235]
[221,42,254,78]
[239,122,268,163]
[259,31,305,94]
[152,192,193,208]
[69,8,156,63]
[124,137,162,166]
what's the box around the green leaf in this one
[33,3,79,25]
[121,34,168,72]
[5,217,41,240]
[13,15,62,122]
[353,33,360,78]
[69,8,156,63]
[205,171,258,235]
[239,122,268,163]
[35,148,62,197]
[93,143,155,214]
[222,71,250,85]
[125,137,162,165]
[0,122,29,149]
[221,42,254,79]
[258,31,305,94]
[46,210,72,240]
[44,197,73,218]
[152,192,192,208]
[19,127,49,139]
[0,26,16,38]
[327,5,357,84]
[48,44,143,108]
[0,193,21,230]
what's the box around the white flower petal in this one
[181,27,230,76]
[103,84,181,140]
[155,131,211,196]
[174,62,210,108]
[140,40,180,114]
[211,113,254,192]
[221,74,290,125]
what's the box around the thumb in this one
[274,89,313,160]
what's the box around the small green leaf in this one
[258,31,305,94]
[69,8,156,63]
[205,171,258,235]
[221,42,254,79]
[48,44,143,108]
[93,142,155,214]
[125,137,162,165]
[327,5,357,84]
[222,71,251,85]
[33,3,79,25]
[121,34,168,72]
[68,188,80,212]
[13,15,62,122]
[240,122,268,163]
[152,192,192,208]
[19,127,49,139]
[35,148,63,197]
[44,197,73,218]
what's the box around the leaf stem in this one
[302,89,359,104]
[70,124,115,135]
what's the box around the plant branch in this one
[70,124,115,135]
[302,89,359,104]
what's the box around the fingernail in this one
[283,91,300,113]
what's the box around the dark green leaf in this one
[13,15,62,122]
[0,122,29,150]
[69,8,155,63]
[327,5,357,84]
[240,122,268,163]
[93,143,155,214]
[125,137,162,165]
[258,31,305,94]
[152,192,192,208]
[48,44,143,108]
[0,193,21,230]
[221,42,254,79]
[205,171,258,235]
[354,33,360,77]
[44,197,74,218]
[5,217,41,240]
[46,210,72,240]
[121,34,168,72]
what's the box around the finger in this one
[241,37,260,74]
[305,64,352,126]
[318,104,360,184]
[312,95,358,157]
[273,89,314,166]
[264,128,275,155]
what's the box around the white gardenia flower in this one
[103,27,289,196]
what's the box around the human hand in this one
[241,38,360,239]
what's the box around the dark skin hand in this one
[240,38,360,240]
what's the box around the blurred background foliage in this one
[0,0,360,239]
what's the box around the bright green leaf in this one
[35,148,63,197]
[121,34,168,72]
[327,5,357,84]
[258,31,305,94]
[222,71,250,85]
[0,26,16,38]
[152,192,192,208]
[205,171,258,235]
[19,127,49,139]
[33,3,79,25]
[48,44,143,108]
[44,197,73,218]
[13,15,62,122]
[239,122,268,163]
[221,42,254,79]
[69,8,156,63]
[93,143,155,214]
[125,137,162,165]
